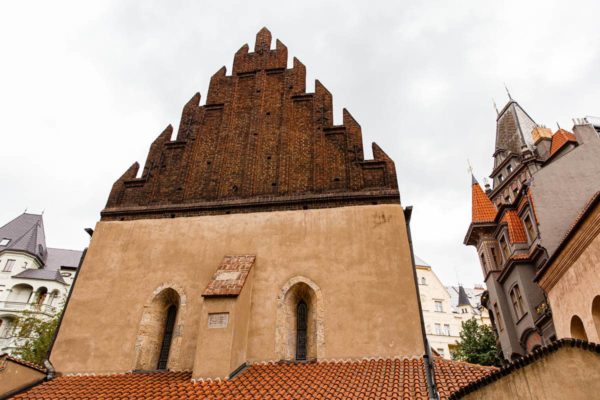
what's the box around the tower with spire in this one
[465,91,600,361]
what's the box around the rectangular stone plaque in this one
[208,312,229,328]
[215,271,241,281]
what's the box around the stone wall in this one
[458,345,600,400]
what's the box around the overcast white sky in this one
[2,1,599,287]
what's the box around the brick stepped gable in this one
[102,28,399,221]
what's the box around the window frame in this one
[510,284,525,320]
[2,259,15,272]
[434,300,444,313]
[499,234,510,263]
[494,302,503,331]
[522,211,536,243]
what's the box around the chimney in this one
[531,126,552,159]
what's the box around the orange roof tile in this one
[471,182,497,223]
[502,211,528,243]
[549,129,577,156]
[12,357,496,400]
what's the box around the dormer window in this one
[0,238,10,246]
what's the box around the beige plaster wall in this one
[0,361,45,397]
[546,232,600,342]
[460,346,600,400]
[51,204,423,375]
[193,268,254,378]
[540,204,600,342]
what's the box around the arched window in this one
[570,315,588,340]
[276,277,324,361]
[134,287,182,371]
[296,300,308,360]
[592,296,600,339]
[7,284,33,304]
[420,277,426,285]
[510,285,524,319]
[157,305,177,370]
[35,287,48,306]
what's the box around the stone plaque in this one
[208,312,229,328]
[215,271,241,281]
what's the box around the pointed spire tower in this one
[457,285,471,307]
[495,94,537,154]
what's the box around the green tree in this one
[13,310,60,365]
[451,318,502,367]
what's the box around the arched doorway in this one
[592,296,600,340]
[570,315,588,340]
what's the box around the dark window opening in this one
[157,305,177,370]
[296,300,307,361]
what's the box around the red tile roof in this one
[433,358,497,399]
[549,129,577,157]
[202,255,255,297]
[501,211,528,243]
[471,182,497,223]
[12,358,497,400]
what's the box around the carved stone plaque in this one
[208,312,229,328]
[215,271,241,281]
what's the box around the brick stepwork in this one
[102,28,399,221]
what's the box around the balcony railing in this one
[0,301,58,314]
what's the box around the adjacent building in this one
[415,257,490,359]
[536,192,600,342]
[0,213,82,354]
[465,97,600,360]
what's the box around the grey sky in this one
[2,1,599,287]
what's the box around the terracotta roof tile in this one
[12,357,496,399]
[549,129,577,157]
[471,182,497,223]
[501,211,528,243]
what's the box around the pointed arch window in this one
[296,300,308,361]
[157,305,177,370]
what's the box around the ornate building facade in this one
[0,213,82,354]
[415,257,490,359]
[465,98,600,360]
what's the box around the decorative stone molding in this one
[133,283,187,371]
[275,276,325,360]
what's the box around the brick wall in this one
[103,28,399,221]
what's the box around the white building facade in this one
[0,213,82,354]
[415,256,491,359]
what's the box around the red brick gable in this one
[13,357,496,400]
[102,28,399,221]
